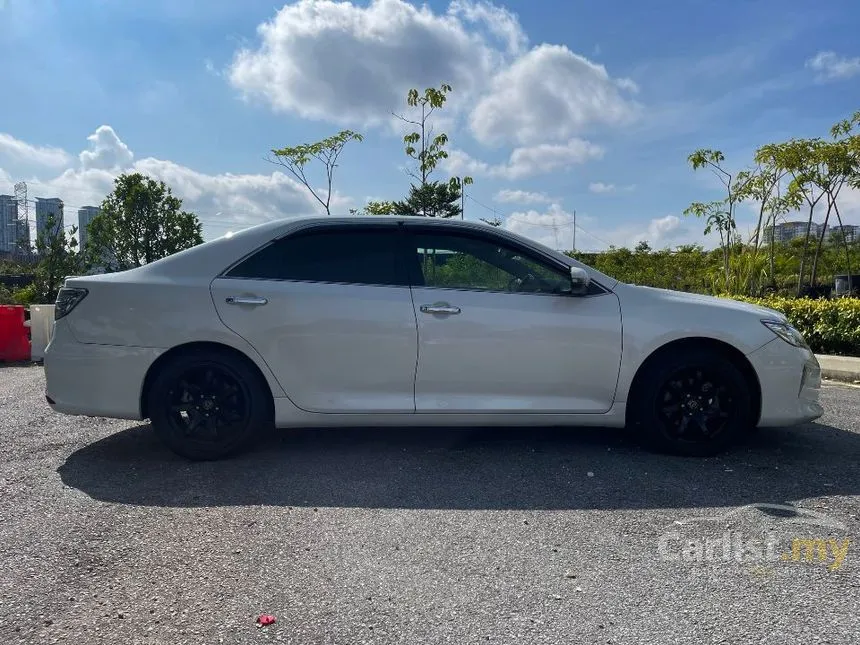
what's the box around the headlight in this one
[761,320,809,348]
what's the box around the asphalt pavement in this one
[1,365,858,644]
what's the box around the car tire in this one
[629,348,753,457]
[147,348,274,461]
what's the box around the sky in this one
[1,0,859,251]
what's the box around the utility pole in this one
[572,209,576,252]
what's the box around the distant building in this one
[35,197,64,241]
[77,206,101,250]
[0,194,29,254]
[764,221,825,244]
[828,224,860,244]
[0,194,18,253]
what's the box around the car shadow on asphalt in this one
[57,421,860,511]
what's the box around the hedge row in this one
[730,296,860,356]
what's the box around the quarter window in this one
[226,227,407,286]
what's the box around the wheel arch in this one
[139,341,275,420]
[625,337,762,426]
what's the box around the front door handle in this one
[420,303,461,315]
[225,296,268,306]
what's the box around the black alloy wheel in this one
[631,348,753,457]
[167,362,250,444]
[655,366,735,444]
[148,348,273,460]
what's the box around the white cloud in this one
[589,182,615,194]
[228,0,517,126]
[1,126,323,239]
[446,138,604,180]
[588,181,635,194]
[448,0,526,55]
[805,51,860,81]
[500,204,692,252]
[134,157,335,227]
[79,125,134,170]
[468,44,640,146]
[228,0,637,148]
[494,189,552,204]
[646,214,683,243]
[0,133,71,169]
[503,203,575,250]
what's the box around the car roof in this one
[100,213,618,289]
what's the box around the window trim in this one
[402,225,610,297]
[218,221,411,288]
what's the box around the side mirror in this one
[569,266,590,295]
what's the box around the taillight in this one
[55,287,88,320]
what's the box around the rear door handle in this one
[420,303,461,315]
[225,296,268,306]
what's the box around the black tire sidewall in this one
[148,349,273,460]
[630,349,753,457]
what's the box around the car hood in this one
[622,284,787,321]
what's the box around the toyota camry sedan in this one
[44,215,823,460]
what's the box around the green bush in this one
[11,284,37,306]
[731,296,860,356]
[0,284,14,305]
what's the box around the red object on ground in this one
[0,306,30,362]
[256,614,277,627]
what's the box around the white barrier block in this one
[29,305,56,361]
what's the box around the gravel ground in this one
[0,364,858,645]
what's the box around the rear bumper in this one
[44,321,163,420]
[747,338,823,427]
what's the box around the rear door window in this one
[225,225,408,286]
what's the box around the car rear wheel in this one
[629,348,753,457]
[147,348,273,460]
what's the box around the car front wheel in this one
[629,348,754,457]
[147,348,273,460]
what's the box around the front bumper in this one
[746,338,823,427]
[44,320,163,420]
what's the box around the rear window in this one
[225,226,407,286]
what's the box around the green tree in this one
[88,172,203,272]
[764,139,830,294]
[393,181,464,218]
[683,200,733,283]
[829,111,860,292]
[270,130,364,216]
[394,83,453,186]
[686,149,756,285]
[392,82,474,216]
[33,213,83,302]
[349,199,399,216]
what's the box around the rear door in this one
[402,225,623,413]
[210,222,418,413]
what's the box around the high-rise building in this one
[763,221,825,244]
[0,194,29,254]
[77,206,100,250]
[828,224,860,244]
[35,197,64,241]
[0,195,17,253]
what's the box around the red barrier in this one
[0,305,31,362]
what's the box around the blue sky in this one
[1,0,859,250]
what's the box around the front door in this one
[402,226,623,414]
[211,223,418,413]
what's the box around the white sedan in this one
[44,215,823,460]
